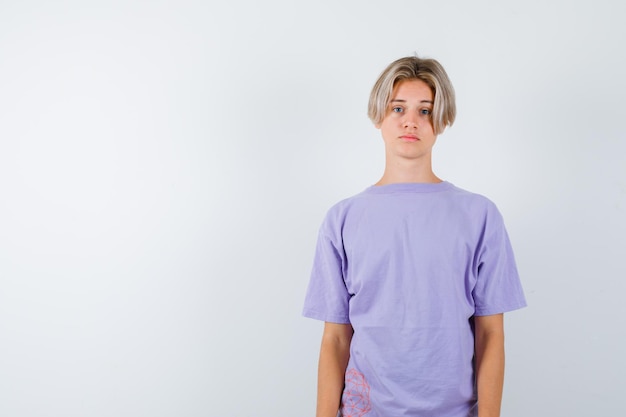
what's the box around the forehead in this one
[391,79,433,101]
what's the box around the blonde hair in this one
[368,56,456,135]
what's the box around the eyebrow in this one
[390,99,433,104]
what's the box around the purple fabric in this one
[303,182,526,417]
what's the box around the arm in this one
[474,313,505,417]
[316,322,353,417]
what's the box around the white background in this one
[1,1,624,416]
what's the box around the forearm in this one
[316,324,352,417]
[475,315,505,417]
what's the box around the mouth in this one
[400,135,419,142]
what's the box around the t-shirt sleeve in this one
[302,216,351,324]
[472,203,527,316]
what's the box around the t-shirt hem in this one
[474,301,527,316]
[302,308,351,324]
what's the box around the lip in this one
[400,134,419,142]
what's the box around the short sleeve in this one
[302,217,351,324]
[472,204,527,316]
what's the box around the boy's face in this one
[376,79,437,162]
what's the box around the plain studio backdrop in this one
[0,0,624,416]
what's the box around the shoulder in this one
[318,188,372,236]
[445,183,501,213]
[443,184,511,238]
[323,188,370,219]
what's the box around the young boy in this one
[303,56,526,417]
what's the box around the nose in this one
[403,111,419,129]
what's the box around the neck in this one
[376,156,441,185]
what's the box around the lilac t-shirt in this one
[303,182,526,417]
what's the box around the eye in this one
[420,108,432,116]
[392,106,403,113]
